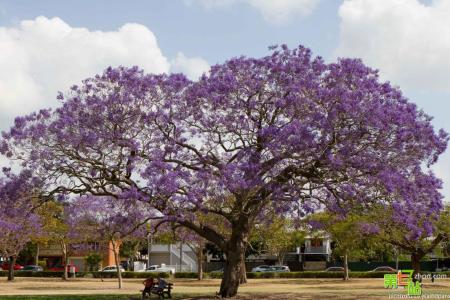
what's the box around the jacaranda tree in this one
[68,196,153,288]
[1,45,447,297]
[0,170,43,281]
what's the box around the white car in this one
[271,265,290,272]
[140,264,176,274]
[251,265,274,272]
[100,265,125,272]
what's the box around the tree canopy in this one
[1,44,448,296]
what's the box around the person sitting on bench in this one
[152,276,168,294]
[142,276,155,298]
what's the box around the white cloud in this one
[183,0,238,9]
[336,0,450,202]
[433,152,450,203]
[171,52,210,80]
[335,0,450,92]
[0,16,208,131]
[185,0,320,24]
[248,0,320,24]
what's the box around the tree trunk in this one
[343,251,349,281]
[278,253,282,265]
[394,247,399,271]
[112,240,123,289]
[197,246,203,281]
[7,256,16,281]
[219,238,246,297]
[61,242,68,281]
[411,252,423,277]
[239,252,247,284]
[35,244,40,265]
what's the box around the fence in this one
[327,260,449,272]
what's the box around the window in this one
[311,239,323,247]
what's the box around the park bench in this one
[141,283,173,299]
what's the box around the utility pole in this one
[147,233,152,268]
[179,243,183,272]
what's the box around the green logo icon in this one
[383,269,422,296]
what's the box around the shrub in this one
[85,253,102,271]
[0,270,170,278]
[208,272,223,279]
[1,270,448,279]
[91,271,170,279]
[174,272,199,278]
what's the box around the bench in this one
[141,283,173,299]
[152,283,173,299]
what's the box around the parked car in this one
[251,265,274,272]
[271,265,290,272]
[100,265,125,273]
[48,264,79,272]
[139,264,176,274]
[210,268,224,273]
[371,266,396,272]
[325,267,347,272]
[1,262,24,270]
[20,265,43,272]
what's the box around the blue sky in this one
[0,0,449,200]
[0,0,342,63]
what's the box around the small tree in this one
[309,213,375,280]
[0,171,42,281]
[365,205,450,275]
[33,200,79,280]
[69,196,154,288]
[253,216,304,265]
[86,253,102,271]
[170,227,207,280]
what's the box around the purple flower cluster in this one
[0,44,447,244]
[0,171,43,257]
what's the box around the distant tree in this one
[309,212,379,280]
[69,196,154,289]
[85,252,102,271]
[170,227,207,280]
[119,239,145,271]
[365,205,450,275]
[31,200,78,280]
[252,216,304,265]
[0,171,42,281]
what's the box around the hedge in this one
[0,271,170,278]
[174,272,199,278]
[1,270,449,279]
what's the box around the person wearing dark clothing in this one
[142,277,155,298]
[152,277,168,294]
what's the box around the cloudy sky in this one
[0,0,449,201]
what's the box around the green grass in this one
[0,296,134,300]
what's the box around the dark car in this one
[1,262,24,270]
[371,266,396,272]
[48,264,78,272]
[21,265,43,272]
[325,267,347,272]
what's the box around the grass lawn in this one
[0,296,134,300]
[0,278,449,299]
